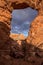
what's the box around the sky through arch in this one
[11,7,38,37]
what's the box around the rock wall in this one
[26,15,43,49]
[0,0,43,49]
[0,0,12,43]
[26,0,43,49]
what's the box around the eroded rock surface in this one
[10,33,26,40]
[0,0,43,45]
[26,15,43,49]
[0,0,43,65]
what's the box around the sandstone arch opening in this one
[0,1,43,65]
[0,0,43,49]
[11,7,38,39]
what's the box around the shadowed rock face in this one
[0,0,43,49]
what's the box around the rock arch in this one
[0,0,43,49]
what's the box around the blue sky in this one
[11,7,38,37]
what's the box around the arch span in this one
[0,0,43,49]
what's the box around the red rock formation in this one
[26,15,43,49]
[9,33,26,57]
[0,0,43,49]
[0,1,43,65]
[10,33,26,40]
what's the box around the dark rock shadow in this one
[0,37,43,65]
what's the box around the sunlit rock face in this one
[26,1,43,46]
[0,0,43,50]
[26,1,43,49]
[26,15,43,49]
[10,33,26,40]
